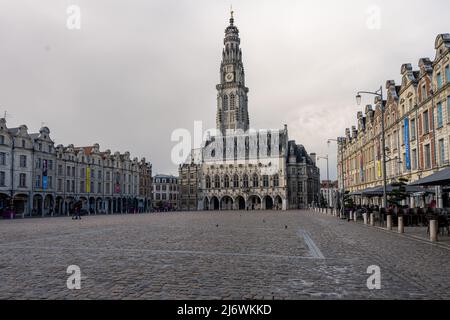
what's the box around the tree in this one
[344,191,354,209]
[388,177,409,207]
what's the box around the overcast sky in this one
[0,0,449,179]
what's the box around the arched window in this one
[273,174,279,187]
[230,94,235,110]
[233,174,239,188]
[205,176,211,189]
[243,174,249,188]
[263,175,269,187]
[214,175,220,188]
[224,175,230,188]
[223,95,228,111]
[253,174,259,187]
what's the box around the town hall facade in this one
[179,12,320,211]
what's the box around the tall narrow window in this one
[422,84,427,101]
[425,144,431,169]
[214,175,220,188]
[423,110,429,134]
[410,119,416,140]
[243,174,249,188]
[437,72,443,89]
[223,95,228,111]
[273,174,279,187]
[446,65,450,84]
[205,176,211,189]
[439,139,445,165]
[230,94,235,110]
[447,97,450,123]
[224,175,230,188]
[263,175,269,187]
[412,149,417,170]
[19,173,26,187]
[233,174,239,188]
[437,102,443,128]
[0,171,5,186]
[253,174,259,188]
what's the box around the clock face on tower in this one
[225,72,234,82]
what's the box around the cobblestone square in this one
[0,210,449,299]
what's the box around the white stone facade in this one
[0,119,152,217]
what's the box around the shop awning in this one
[409,167,450,186]
[356,184,426,196]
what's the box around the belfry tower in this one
[216,10,250,135]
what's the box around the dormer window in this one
[422,84,427,101]
[437,72,443,89]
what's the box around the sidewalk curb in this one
[309,211,450,251]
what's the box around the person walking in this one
[72,206,81,220]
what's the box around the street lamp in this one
[356,86,388,210]
[328,138,346,218]
[317,155,329,210]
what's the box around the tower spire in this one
[216,9,249,135]
[229,5,234,25]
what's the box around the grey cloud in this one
[0,0,449,179]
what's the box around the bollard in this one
[349,211,353,220]
[398,216,404,234]
[370,213,374,226]
[429,220,438,242]
[386,215,392,231]
[354,211,358,222]
[363,212,368,225]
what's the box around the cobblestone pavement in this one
[0,210,449,299]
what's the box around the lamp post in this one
[356,86,388,210]
[317,155,329,210]
[328,138,346,218]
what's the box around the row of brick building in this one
[338,34,450,206]
[0,119,152,217]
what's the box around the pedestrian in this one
[73,207,81,220]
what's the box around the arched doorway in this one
[274,195,283,210]
[235,196,246,210]
[65,197,75,216]
[55,196,64,215]
[79,196,88,213]
[248,195,261,210]
[210,196,219,210]
[43,194,54,216]
[88,197,95,214]
[264,196,274,210]
[220,196,233,210]
[0,193,10,213]
[96,197,103,214]
[12,193,29,217]
[203,197,210,211]
[32,194,43,216]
